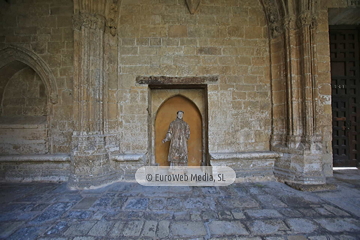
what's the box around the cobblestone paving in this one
[1,169,360,239]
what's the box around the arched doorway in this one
[155,95,202,166]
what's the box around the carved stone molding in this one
[73,12,106,31]
[262,0,283,38]
[0,45,58,104]
[106,1,119,36]
[136,76,218,85]
[185,0,201,14]
[297,10,317,29]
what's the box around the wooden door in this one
[330,26,360,167]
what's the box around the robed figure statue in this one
[162,111,190,167]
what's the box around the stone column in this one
[69,10,117,189]
[265,0,327,185]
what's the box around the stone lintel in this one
[111,154,145,162]
[136,76,218,85]
[0,154,71,162]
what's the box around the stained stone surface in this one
[1,170,360,239]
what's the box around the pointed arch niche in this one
[149,87,208,166]
[0,46,58,155]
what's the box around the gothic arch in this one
[0,45,58,104]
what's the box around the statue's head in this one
[177,111,184,119]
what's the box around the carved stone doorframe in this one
[137,76,217,167]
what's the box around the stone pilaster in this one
[69,10,117,189]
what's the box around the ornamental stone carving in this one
[262,0,283,38]
[73,12,106,31]
[297,10,317,29]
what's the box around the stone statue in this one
[162,111,190,167]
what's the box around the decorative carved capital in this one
[297,10,317,29]
[73,12,106,31]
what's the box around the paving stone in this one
[201,186,219,194]
[298,208,321,217]
[265,237,285,240]
[173,211,190,220]
[208,220,249,236]
[87,220,114,236]
[7,226,43,240]
[231,210,246,219]
[116,210,144,220]
[287,236,308,240]
[170,221,207,238]
[148,198,166,210]
[108,221,125,237]
[64,222,95,236]
[286,218,318,233]
[191,211,202,221]
[124,198,149,210]
[31,202,75,224]
[141,220,157,237]
[72,197,98,209]
[122,220,144,237]
[218,210,233,220]
[0,221,24,238]
[315,218,360,232]
[110,197,128,208]
[38,237,68,240]
[323,204,351,216]
[256,194,288,208]
[144,210,172,220]
[53,193,83,202]
[45,221,69,236]
[248,185,267,195]
[65,210,94,219]
[308,236,328,240]
[157,220,170,238]
[245,209,283,219]
[314,207,333,216]
[31,203,50,212]
[219,196,260,209]
[278,208,303,218]
[246,220,289,235]
[166,198,184,210]
[201,210,218,220]
[234,186,249,196]
[73,237,96,240]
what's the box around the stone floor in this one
[1,169,360,240]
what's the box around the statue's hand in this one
[162,139,166,143]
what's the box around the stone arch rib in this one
[0,45,58,104]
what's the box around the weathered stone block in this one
[168,25,188,38]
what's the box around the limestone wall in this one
[115,0,271,156]
[0,0,74,154]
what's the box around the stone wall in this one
[0,0,74,154]
[116,0,271,156]
[2,67,47,116]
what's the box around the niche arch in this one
[150,88,208,167]
[0,45,58,104]
[155,94,202,166]
[0,46,58,154]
